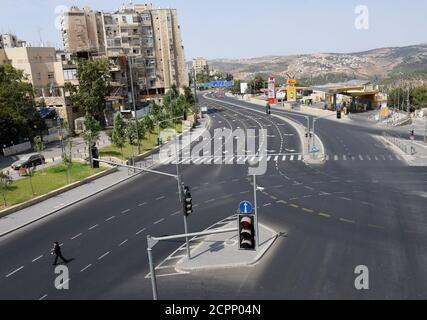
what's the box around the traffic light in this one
[336,109,341,119]
[91,144,99,168]
[129,133,134,145]
[238,214,255,250]
[182,187,193,216]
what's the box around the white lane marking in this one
[32,255,43,263]
[240,190,250,194]
[358,155,364,160]
[98,251,110,260]
[121,209,131,214]
[319,213,331,218]
[166,254,185,260]
[263,203,272,207]
[305,186,314,190]
[6,266,24,278]
[282,155,286,161]
[88,224,99,230]
[222,194,233,199]
[136,228,146,235]
[340,197,352,201]
[119,239,128,247]
[71,233,82,240]
[156,196,165,201]
[80,264,92,272]
[298,154,302,161]
[138,202,147,207]
[170,210,180,216]
[154,218,165,225]
[105,216,115,222]
[274,156,279,161]
[334,155,338,161]
[366,155,372,161]
[343,155,347,161]
[38,294,48,301]
[340,218,355,224]
[205,198,216,203]
[290,155,294,161]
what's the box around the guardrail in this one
[382,132,415,155]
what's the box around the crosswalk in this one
[159,153,403,165]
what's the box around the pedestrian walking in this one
[51,241,69,265]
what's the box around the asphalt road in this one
[0,94,426,299]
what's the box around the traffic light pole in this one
[147,227,237,300]
[253,175,260,248]
[128,56,141,155]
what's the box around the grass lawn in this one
[0,162,105,212]
[100,123,183,160]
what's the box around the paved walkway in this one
[379,132,427,166]
[0,116,210,237]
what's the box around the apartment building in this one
[0,33,26,49]
[61,4,188,107]
[0,47,81,129]
[192,57,209,76]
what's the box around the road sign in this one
[239,201,253,214]
[310,146,319,153]
[211,81,234,88]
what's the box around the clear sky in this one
[1,0,426,60]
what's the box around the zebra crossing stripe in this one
[274,156,279,161]
[334,155,338,161]
[358,155,364,160]
[343,155,347,161]
[290,155,294,161]
[282,155,286,161]
[298,154,302,161]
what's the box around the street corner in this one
[303,153,326,165]
[174,221,278,273]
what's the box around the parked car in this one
[11,153,45,170]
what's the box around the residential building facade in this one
[192,57,209,76]
[60,4,188,108]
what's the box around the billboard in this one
[287,79,297,102]
[267,77,276,104]
[240,82,248,94]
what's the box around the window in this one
[48,72,54,80]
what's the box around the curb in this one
[205,95,326,165]
[0,116,211,238]
[0,169,143,238]
[174,223,278,272]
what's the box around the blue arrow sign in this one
[310,145,319,153]
[239,201,253,214]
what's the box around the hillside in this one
[205,44,427,85]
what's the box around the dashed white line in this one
[138,202,147,207]
[339,197,352,201]
[170,210,180,216]
[32,255,43,263]
[80,264,92,273]
[105,216,115,222]
[38,294,48,300]
[88,224,99,230]
[119,239,128,247]
[263,203,272,207]
[156,196,166,200]
[136,228,146,235]
[154,218,165,225]
[98,251,110,260]
[71,233,82,240]
[340,218,355,224]
[6,266,24,278]
[121,209,131,214]
[205,198,216,203]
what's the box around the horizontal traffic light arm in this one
[147,227,238,249]
[93,158,178,179]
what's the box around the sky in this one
[1,0,426,60]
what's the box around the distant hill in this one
[204,44,427,85]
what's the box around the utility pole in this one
[128,56,142,155]
[253,175,260,247]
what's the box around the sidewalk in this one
[175,220,278,272]
[0,116,210,238]
[378,133,427,166]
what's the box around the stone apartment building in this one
[0,33,27,49]
[61,4,188,109]
[192,57,209,76]
[0,47,82,130]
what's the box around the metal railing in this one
[382,132,415,155]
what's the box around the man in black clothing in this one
[51,241,69,265]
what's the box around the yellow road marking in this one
[290,204,299,208]
[318,212,331,218]
[340,218,355,224]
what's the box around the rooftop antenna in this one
[37,27,43,47]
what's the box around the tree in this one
[183,86,196,106]
[33,136,44,156]
[0,171,11,207]
[248,74,266,94]
[111,113,127,159]
[66,59,111,124]
[128,119,146,145]
[82,115,101,168]
[411,86,427,109]
[0,64,40,149]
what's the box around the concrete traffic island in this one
[175,221,278,272]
